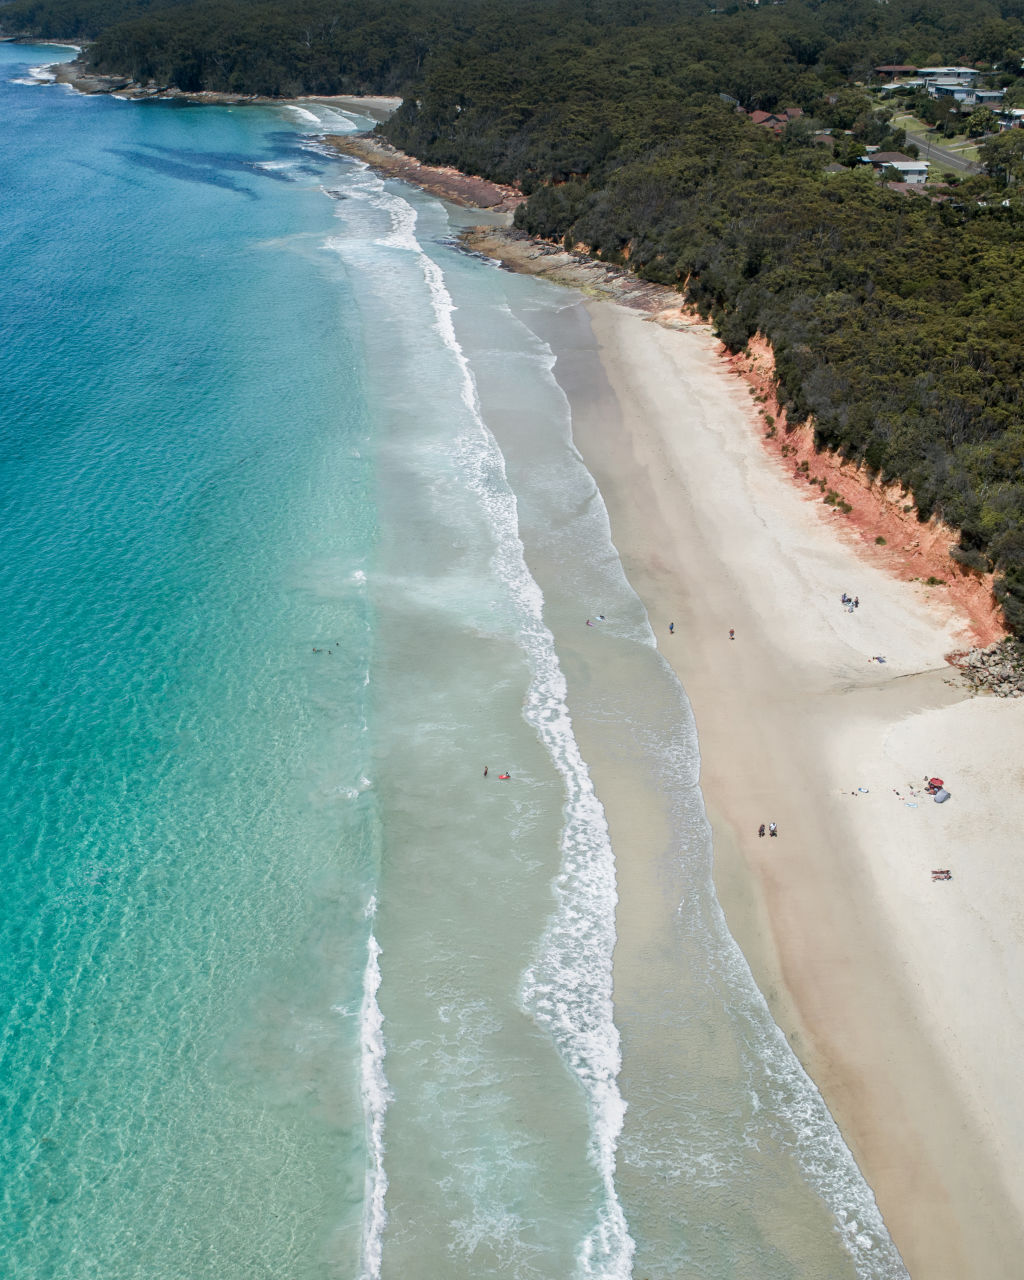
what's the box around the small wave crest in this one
[357,929,391,1280]
[285,105,322,125]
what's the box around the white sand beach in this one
[568,300,1024,1279]
[317,136,1024,1271]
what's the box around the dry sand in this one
[566,300,1024,1278]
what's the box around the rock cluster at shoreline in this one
[325,134,524,211]
[52,59,273,101]
[951,638,1024,696]
[460,227,703,322]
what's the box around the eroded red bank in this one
[723,334,1006,649]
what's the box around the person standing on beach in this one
[769,822,777,837]
[758,823,765,838]
[669,622,674,634]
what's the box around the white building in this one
[863,151,931,183]
[918,66,980,85]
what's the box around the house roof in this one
[748,106,804,127]
[918,66,979,76]
[870,151,918,165]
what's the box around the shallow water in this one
[0,45,906,1279]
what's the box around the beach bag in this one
[933,788,950,803]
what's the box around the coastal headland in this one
[48,57,404,120]
[332,128,1024,1277]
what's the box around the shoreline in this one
[462,227,1007,646]
[324,134,525,211]
[317,135,1024,1270]
[558,302,1024,1277]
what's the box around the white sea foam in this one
[285,105,321,125]
[318,165,909,1276]
[287,104,360,135]
[357,929,391,1280]
[313,106,363,131]
[354,180,635,1278]
[14,45,80,85]
[485,284,908,1276]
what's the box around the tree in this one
[980,129,1024,185]
[966,106,997,137]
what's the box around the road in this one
[912,133,982,174]
[890,115,983,174]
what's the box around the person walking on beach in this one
[758,823,765,838]
[669,622,674,634]
[769,821,778,837]
[729,628,735,640]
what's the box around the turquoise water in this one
[1,45,907,1279]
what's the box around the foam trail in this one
[285,105,322,125]
[357,919,391,1280]
[489,297,908,1279]
[363,180,635,1278]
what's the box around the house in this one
[929,81,978,103]
[863,151,930,183]
[928,82,1004,106]
[746,107,803,134]
[918,66,980,85]
[874,65,918,81]
[878,79,926,95]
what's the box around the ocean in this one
[0,43,908,1280]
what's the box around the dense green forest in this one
[6,0,1024,627]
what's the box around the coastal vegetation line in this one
[7,0,1024,630]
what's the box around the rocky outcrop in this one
[325,136,525,211]
[950,639,1024,697]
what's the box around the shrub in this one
[949,545,989,573]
